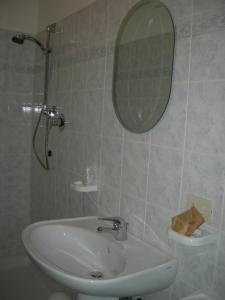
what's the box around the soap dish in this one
[168,224,217,246]
[70,181,98,193]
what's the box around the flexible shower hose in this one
[32,109,51,170]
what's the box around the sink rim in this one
[22,216,177,296]
[23,217,176,282]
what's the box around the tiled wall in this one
[30,0,225,299]
[0,29,35,256]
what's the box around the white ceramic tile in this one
[7,123,32,156]
[84,134,101,180]
[74,6,90,48]
[101,137,122,189]
[7,93,33,124]
[213,265,225,300]
[124,128,149,143]
[68,189,83,217]
[8,154,30,186]
[175,16,192,40]
[186,81,225,155]
[54,172,70,218]
[102,89,123,139]
[162,0,192,20]
[216,232,225,268]
[107,0,130,40]
[57,67,72,91]
[170,279,199,300]
[98,184,120,216]
[193,0,225,13]
[105,46,114,90]
[87,57,106,89]
[89,0,107,48]
[182,151,225,228]
[72,61,87,90]
[69,132,85,176]
[148,146,182,210]
[83,192,99,216]
[70,91,87,133]
[173,37,191,82]
[122,140,149,200]
[151,82,188,149]
[176,243,217,292]
[85,89,103,136]
[193,5,225,36]
[0,213,9,242]
[120,193,146,238]
[190,30,225,80]
[142,288,171,300]
[146,203,176,246]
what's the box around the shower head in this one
[11,33,49,52]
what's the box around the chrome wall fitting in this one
[42,105,66,129]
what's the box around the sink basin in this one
[22,217,177,300]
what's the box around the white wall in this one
[38,0,96,32]
[0,0,96,34]
[0,0,39,34]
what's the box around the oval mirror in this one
[113,0,175,133]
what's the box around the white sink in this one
[22,217,177,300]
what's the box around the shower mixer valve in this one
[43,105,65,128]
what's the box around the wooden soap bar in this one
[171,206,205,236]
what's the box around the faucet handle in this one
[99,216,119,222]
[98,217,128,241]
[98,217,128,228]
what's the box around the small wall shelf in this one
[168,224,217,246]
[70,181,98,193]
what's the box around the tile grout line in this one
[143,134,152,240]
[170,1,194,299]
[119,128,125,216]
[52,48,58,218]
[177,0,193,214]
[211,188,225,297]
[98,2,112,215]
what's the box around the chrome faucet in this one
[97,217,128,241]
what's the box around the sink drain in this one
[89,271,104,279]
